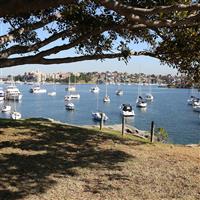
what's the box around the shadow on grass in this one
[0,118,144,200]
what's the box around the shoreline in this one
[45,118,200,146]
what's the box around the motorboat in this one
[120,104,135,117]
[90,86,100,93]
[193,106,200,112]
[48,91,56,96]
[92,112,108,121]
[10,111,21,120]
[30,85,47,93]
[2,105,11,112]
[65,102,75,110]
[187,96,198,105]
[4,85,22,100]
[145,93,154,101]
[192,99,200,107]
[0,88,4,101]
[136,96,147,108]
[64,95,72,101]
[116,89,123,96]
[103,95,110,103]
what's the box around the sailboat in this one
[187,86,198,105]
[65,74,76,92]
[48,78,57,96]
[10,95,21,120]
[145,81,154,101]
[70,74,80,99]
[116,82,123,96]
[64,75,80,101]
[136,79,147,108]
[103,76,110,103]
[92,92,108,121]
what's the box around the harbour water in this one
[0,83,200,144]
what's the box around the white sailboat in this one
[187,86,198,105]
[92,92,108,121]
[136,79,147,108]
[103,76,110,103]
[48,78,57,96]
[116,82,123,96]
[10,95,21,120]
[145,81,154,101]
[65,74,76,92]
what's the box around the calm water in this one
[1,83,200,144]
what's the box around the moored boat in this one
[120,104,135,117]
[65,102,75,110]
[136,96,147,108]
[92,112,108,121]
[0,88,4,101]
[90,86,100,93]
[2,105,11,112]
[30,85,47,93]
[10,111,21,120]
[5,85,22,100]
[48,91,56,96]
[116,89,123,96]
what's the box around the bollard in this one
[100,112,104,130]
[150,121,155,143]
[122,115,125,136]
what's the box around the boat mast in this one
[96,92,99,111]
[105,74,108,96]
[68,73,71,86]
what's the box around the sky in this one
[2,56,178,76]
[0,21,178,76]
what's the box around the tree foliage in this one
[0,0,200,81]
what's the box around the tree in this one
[0,0,200,81]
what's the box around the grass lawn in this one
[0,118,199,200]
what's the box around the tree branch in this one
[0,14,62,46]
[0,50,156,68]
[0,0,76,17]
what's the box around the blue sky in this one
[1,22,178,76]
[2,56,177,76]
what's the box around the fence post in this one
[150,121,155,143]
[122,115,125,136]
[100,112,103,130]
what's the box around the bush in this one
[155,128,168,143]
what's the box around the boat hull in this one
[92,112,108,121]
[5,94,22,101]
[11,112,21,120]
